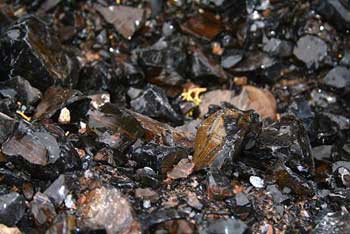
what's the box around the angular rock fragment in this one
[1,121,81,179]
[0,168,30,188]
[242,116,315,195]
[88,103,145,142]
[2,122,58,166]
[193,107,260,171]
[191,47,228,81]
[263,37,293,58]
[78,61,114,93]
[134,36,187,86]
[34,87,90,120]
[221,49,243,69]
[0,192,26,226]
[130,84,183,124]
[151,219,196,234]
[31,192,57,225]
[0,16,79,91]
[114,55,145,87]
[312,145,332,161]
[324,66,350,89]
[125,108,194,149]
[243,116,314,173]
[0,112,16,144]
[132,143,188,175]
[95,5,145,39]
[273,163,314,196]
[44,174,76,206]
[140,208,187,231]
[207,169,233,199]
[266,185,288,203]
[288,98,314,129]
[135,188,159,203]
[135,167,160,189]
[233,51,276,72]
[249,176,264,188]
[79,186,140,234]
[235,192,250,206]
[181,11,223,40]
[1,76,42,105]
[167,158,194,180]
[293,35,328,69]
[37,0,61,13]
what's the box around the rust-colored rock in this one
[79,186,141,234]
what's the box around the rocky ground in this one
[0,0,350,233]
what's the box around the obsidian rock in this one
[0,192,26,226]
[132,143,188,175]
[1,121,81,179]
[0,16,79,92]
[130,84,183,124]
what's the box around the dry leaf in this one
[231,85,277,119]
[199,86,276,119]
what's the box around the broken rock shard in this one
[0,16,79,91]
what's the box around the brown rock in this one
[167,159,195,180]
[186,191,203,210]
[95,5,145,40]
[181,11,223,40]
[125,109,194,149]
[79,186,140,234]
[135,188,159,203]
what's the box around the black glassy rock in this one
[33,86,90,121]
[134,36,188,86]
[130,84,183,124]
[0,16,79,91]
[0,76,42,105]
[0,112,16,144]
[131,143,188,175]
[316,0,350,32]
[44,174,77,206]
[0,192,26,226]
[243,116,315,195]
[1,121,81,179]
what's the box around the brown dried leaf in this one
[199,86,276,119]
[231,85,277,119]
[199,90,236,116]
